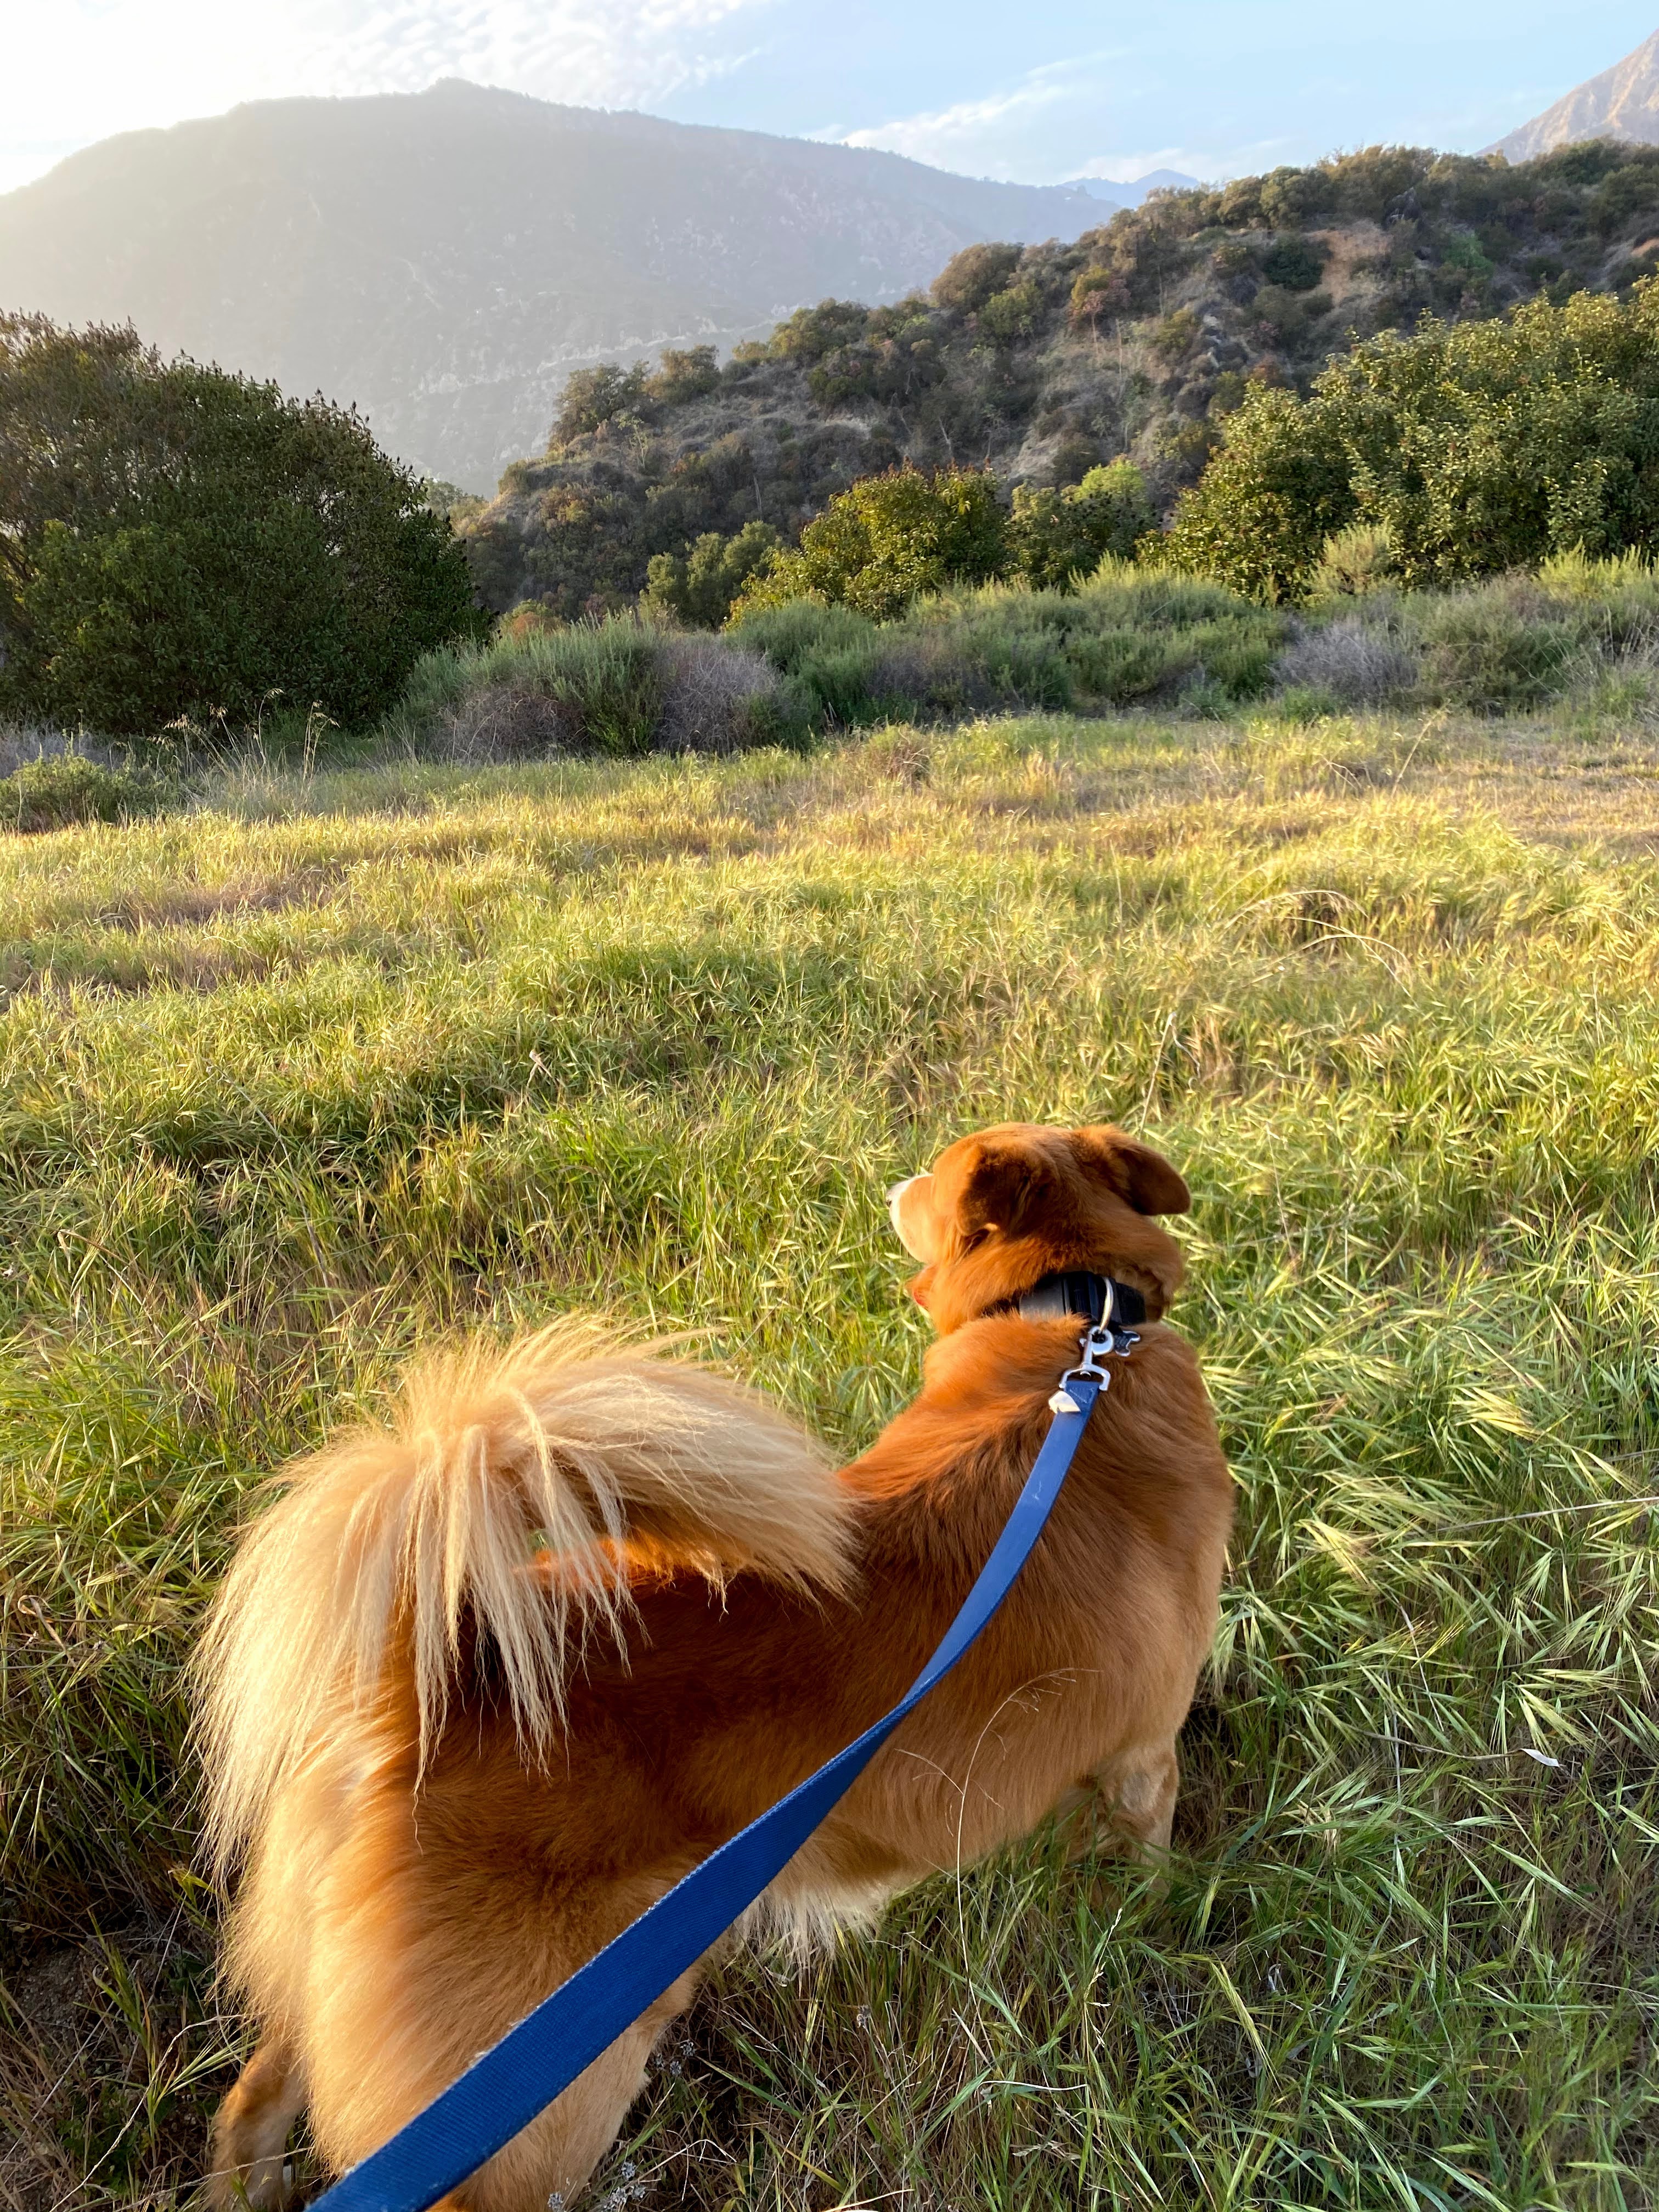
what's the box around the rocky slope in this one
[0,82,1112,490]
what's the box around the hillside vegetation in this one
[463,138,1659,617]
[4,706,1659,2206]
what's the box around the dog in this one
[198,1121,1233,2209]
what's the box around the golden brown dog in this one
[198,1122,1233,2209]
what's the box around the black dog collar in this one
[1014,1271,1147,1329]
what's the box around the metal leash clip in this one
[1047,1296,1140,1417]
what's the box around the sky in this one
[2,0,1658,198]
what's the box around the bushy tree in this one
[0,316,485,737]
[643,347,721,407]
[550,363,648,445]
[1159,284,1659,597]
[1155,386,1353,600]
[731,466,1007,622]
[978,281,1043,345]
[1261,234,1328,292]
[932,244,1023,314]
[641,521,780,628]
[1010,462,1155,589]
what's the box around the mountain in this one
[463,139,1659,620]
[0,82,1109,490]
[1065,171,1201,211]
[1493,30,1659,160]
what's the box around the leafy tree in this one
[731,466,1007,622]
[978,282,1043,345]
[643,347,721,408]
[641,521,780,628]
[1010,462,1155,590]
[550,363,648,445]
[0,315,484,737]
[1155,386,1354,600]
[767,300,871,366]
[932,244,1023,314]
[1069,266,1131,335]
[1159,284,1659,597]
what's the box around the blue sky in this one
[3,2,1658,196]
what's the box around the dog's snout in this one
[887,1176,921,1238]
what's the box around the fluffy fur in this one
[199,1125,1233,2210]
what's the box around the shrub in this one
[730,467,1007,623]
[1009,462,1155,590]
[1261,234,1329,291]
[1155,386,1355,600]
[641,522,780,629]
[932,244,1023,314]
[550,363,648,444]
[1309,523,1398,600]
[1159,284,1659,598]
[978,282,1043,345]
[1069,266,1131,331]
[1273,610,1420,705]
[398,617,801,761]
[397,617,663,760]
[642,347,720,408]
[1415,589,1579,712]
[0,315,485,740]
[0,752,163,833]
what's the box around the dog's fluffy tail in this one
[194,1319,850,1874]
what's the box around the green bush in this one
[1308,522,1398,601]
[0,753,164,833]
[1159,284,1659,599]
[731,562,1284,721]
[731,466,1008,623]
[550,363,648,444]
[392,616,667,759]
[931,243,1023,314]
[978,281,1043,344]
[1155,385,1355,601]
[641,522,780,629]
[1010,462,1155,590]
[0,315,485,740]
[1415,590,1580,712]
[1261,234,1329,291]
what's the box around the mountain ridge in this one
[0,81,1116,488]
[1493,30,1659,161]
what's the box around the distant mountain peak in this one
[1065,168,1201,210]
[1492,30,1659,161]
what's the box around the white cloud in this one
[842,53,1127,178]
[0,0,774,190]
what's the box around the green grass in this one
[5,709,1659,2208]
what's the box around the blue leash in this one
[310,1318,1130,2212]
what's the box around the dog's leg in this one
[442,1969,698,2211]
[206,2039,306,2209]
[1069,1741,1181,1866]
[302,1830,704,2212]
[1108,1743,1180,1859]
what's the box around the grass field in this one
[4,707,1659,2210]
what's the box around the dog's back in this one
[201,1125,1232,2212]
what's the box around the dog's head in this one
[887,1122,1190,1334]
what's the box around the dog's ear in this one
[943,1133,1061,1240]
[1076,1126,1190,1216]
